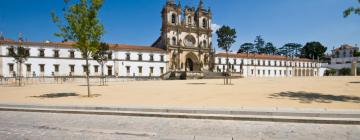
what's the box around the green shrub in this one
[338,68,351,76]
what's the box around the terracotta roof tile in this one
[215,53,313,62]
[0,40,166,53]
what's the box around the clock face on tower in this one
[184,35,196,47]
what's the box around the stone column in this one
[351,59,357,76]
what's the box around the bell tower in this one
[152,0,213,72]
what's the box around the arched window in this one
[203,40,207,48]
[172,37,177,46]
[171,14,176,24]
[202,18,207,28]
[187,16,192,26]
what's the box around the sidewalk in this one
[1,103,360,125]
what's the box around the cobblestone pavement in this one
[0,111,359,140]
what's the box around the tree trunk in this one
[86,57,91,97]
[101,62,104,86]
[18,62,21,86]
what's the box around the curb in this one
[0,104,360,125]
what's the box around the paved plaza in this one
[0,77,359,109]
[0,111,359,140]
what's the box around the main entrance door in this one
[185,52,200,72]
[186,58,194,71]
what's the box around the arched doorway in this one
[185,52,200,72]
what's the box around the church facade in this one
[0,0,326,79]
[152,0,214,72]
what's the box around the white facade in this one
[214,53,326,77]
[0,42,168,78]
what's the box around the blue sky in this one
[0,0,359,53]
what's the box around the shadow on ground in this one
[30,93,80,98]
[269,91,360,104]
[349,81,360,84]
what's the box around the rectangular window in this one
[251,69,254,75]
[107,66,112,76]
[160,67,164,74]
[54,50,60,58]
[251,60,254,65]
[83,65,87,72]
[39,49,45,57]
[126,53,131,61]
[263,70,265,75]
[26,64,31,72]
[233,59,237,64]
[138,54,142,61]
[279,70,282,75]
[138,66,142,74]
[8,63,14,72]
[218,58,222,64]
[150,67,154,73]
[94,65,99,73]
[25,49,30,57]
[108,52,112,60]
[263,60,265,66]
[274,70,277,75]
[126,66,130,73]
[70,65,75,73]
[274,61,277,66]
[258,70,260,75]
[54,65,59,72]
[150,55,154,61]
[268,70,271,75]
[268,61,271,66]
[7,48,14,56]
[69,51,75,58]
[160,55,164,62]
[39,64,45,72]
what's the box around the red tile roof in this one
[0,40,166,53]
[215,53,313,62]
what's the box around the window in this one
[263,60,265,66]
[69,65,75,73]
[25,49,30,57]
[171,14,176,24]
[160,67,164,74]
[274,61,277,66]
[202,18,207,28]
[274,70,277,75]
[54,50,60,58]
[54,65,59,72]
[203,40,207,48]
[69,51,75,58]
[7,48,14,56]
[39,49,45,57]
[39,64,45,72]
[160,55,164,62]
[126,66,130,73]
[187,16,192,25]
[258,70,260,75]
[233,59,237,64]
[126,53,131,60]
[150,55,154,61]
[150,67,154,74]
[279,70,282,76]
[8,63,14,72]
[108,52,112,60]
[268,70,271,75]
[258,60,261,66]
[251,60,254,65]
[26,64,31,72]
[218,58,222,64]
[138,54,142,61]
[268,61,271,66]
[172,37,177,46]
[138,66,142,74]
[83,65,87,72]
[94,65,99,73]
[263,70,265,75]
[107,66,112,76]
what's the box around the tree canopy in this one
[344,0,360,17]
[216,25,237,52]
[238,43,254,53]
[278,43,302,57]
[301,42,327,60]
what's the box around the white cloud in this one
[211,23,221,33]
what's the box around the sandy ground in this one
[0,77,359,109]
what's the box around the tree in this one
[254,35,265,54]
[216,25,236,85]
[344,0,360,17]
[92,42,109,86]
[238,43,254,53]
[8,41,29,86]
[279,43,302,57]
[301,42,327,60]
[52,0,105,97]
[263,42,277,55]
